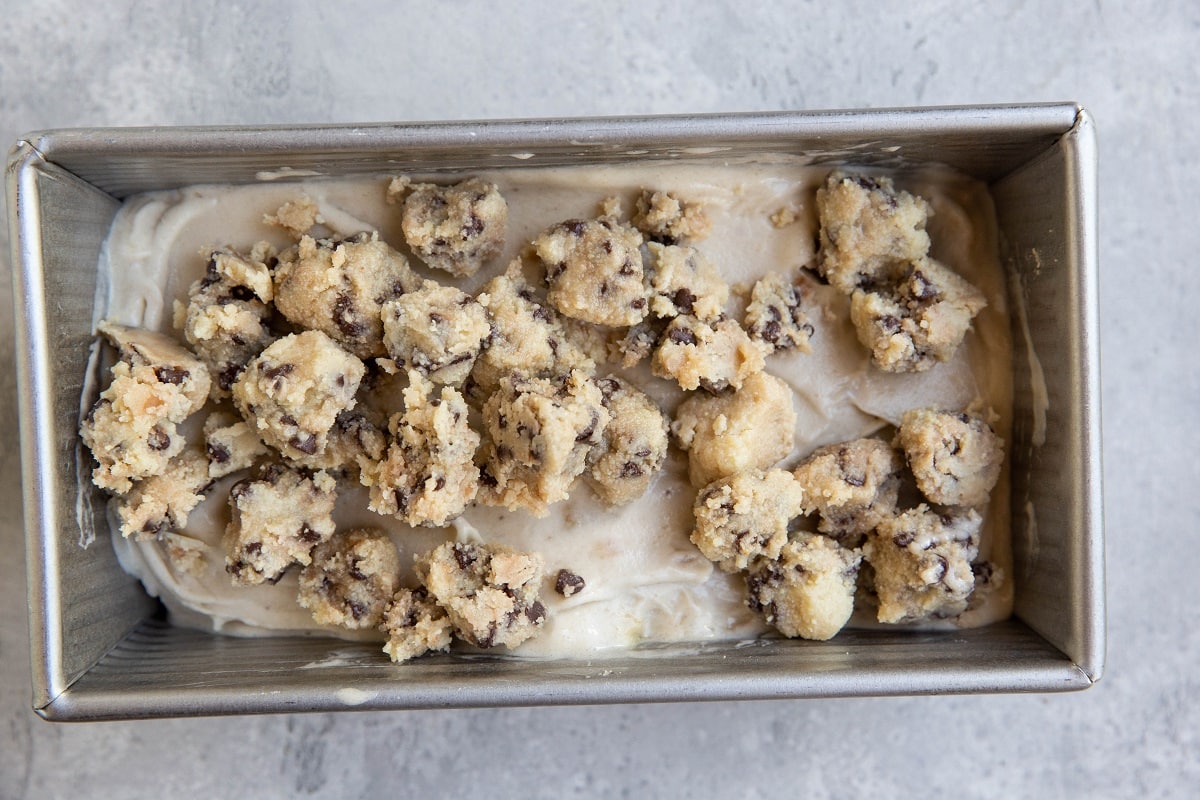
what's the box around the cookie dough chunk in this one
[535,218,648,327]
[233,331,366,462]
[865,505,983,623]
[652,315,764,392]
[362,373,480,527]
[587,376,670,505]
[895,407,1003,507]
[607,320,662,368]
[673,371,796,488]
[114,448,212,539]
[381,587,454,663]
[298,528,402,629]
[849,257,987,372]
[273,232,420,358]
[174,246,275,397]
[631,189,712,244]
[381,279,491,387]
[204,411,270,479]
[288,409,387,474]
[224,464,338,585]
[644,243,729,322]
[744,271,815,354]
[691,469,808,573]
[471,271,595,396]
[792,438,904,546]
[479,369,609,517]
[745,533,862,641]
[398,178,508,278]
[415,541,548,649]
[81,323,211,494]
[264,196,321,238]
[816,172,932,294]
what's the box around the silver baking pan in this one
[7,105,1103,720]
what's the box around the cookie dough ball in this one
[223,464,338,585]
[849,257,987,372]
[631,189,711,244]
[535,217,649,327]
[361,373,480,527]
[792,438,904,546]
[744,271,815,354]
[381,279,491,387]
[691,469,808,573]
[114,448,212,540]
[415,541,548,650]
[174,245,276,399]
[895,407,1003,507]
[652,315,764,393]
[398,177,508,278]
[273,232,420,358]
[816,172,932,294]
[644,242,729,323]
[745,533,862,641]
[381,587,454,663]
[233,330,366,462]
[204,411,270,479]
[673,371,796,488]
[298,528,402,629]
[478,369,610,517]
[471,270,595,396]
[587,376,670,506]
[865,505,982,623]
[81,323,211,494]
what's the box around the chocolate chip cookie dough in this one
[394,177,508,278]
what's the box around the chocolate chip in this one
[298,524,321,543]
[893,531,915,547]
[228,285,256,302]
[462,214,484,238]
[348,559,368,581]
[348,600,368,620]
[453,543,477,570]
[147,426,171,451]
[218,364,241,391]
[525,600,547,624]
[619,462,644,478]
[207,442,231,464]
[672,287,697,314]
[565,220,587,237]
[290,433,318,455]
[879,315,902,335]
[245,541,263,555]
[575,411,599,443]
[333,295,366,338]
[154,366,190,385]
[261,362,294,381]
[631,297,646,309]
[555,569,586,597]
[667,326,698,346]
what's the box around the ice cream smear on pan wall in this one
[89,157,1012,660]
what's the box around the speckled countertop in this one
[1,2,1196,797]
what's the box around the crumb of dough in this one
[691,469,809,573]
[264,196,323,238]
[223,464,338,586]
[744,271,815,355]
[894,407,1003,507]
[865,505,982,623]
[415,541,548,649]
[81,323,211,494]
[769,207,798,228]
[631,189,711,243]
[673,371,796,488]
[298,528,402,629]
[381,586,454,663]
[745,533,862,640]
[792,438,904,547]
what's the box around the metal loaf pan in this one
[7,105,1103,720]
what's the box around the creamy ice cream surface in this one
[97,158,1013,658]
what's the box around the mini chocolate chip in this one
[879,315,902,335]
[245,541,263,555]
[207,442,231,464]
[453,543,477,570]
[429,312,446,325]
[298,524,321,543]
[844,473,866,487]
[565,220,587,237]
[348,559,368,581]
[155,366,190,385]
[280,413,298,427]
[290,434,318,455]
[601,240,613,254]
[555,569,586,597]
[434,476,446,491]
[261,362,294,380]
[631,297,646,309]
[526,600,547,624]
[218,364,241,391]
[147,426,171,451]
[575,411,599,443]
[333,295,366,338]
[229,285,256,302]
[348,600,368,620]
[462,214,484,237]
[619,462,644,478]
[893,531,915,547]
[667,326,698,346]
[673,287,697,314]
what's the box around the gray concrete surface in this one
[1,1,1195,797]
